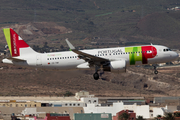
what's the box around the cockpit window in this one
[163,48,171,52]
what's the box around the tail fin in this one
[3,28,37,57]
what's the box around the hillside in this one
[137,12,180,48]
[0,0,180,50]
[1,60,180,97]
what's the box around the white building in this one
[21,108,45,116]
[124,104,150,118]
[153,105,177,118]
[84,102,150,118]
[83,102,178,119]
[83,102,124,116]
[80,97,98,106]
[153,107,164,118]
[36,91,99,107]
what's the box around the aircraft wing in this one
[65,39,109,65]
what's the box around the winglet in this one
[65,39,75,50]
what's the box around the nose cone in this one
[176,52,179,57]
[172,51,179,60]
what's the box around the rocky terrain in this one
[0,57,180,98]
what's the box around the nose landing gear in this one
[153,66,158,74]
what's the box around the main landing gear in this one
[93,72,99,80]
[93,65,100,80]
[153,66,158,74]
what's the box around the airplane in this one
[2,28,179,80]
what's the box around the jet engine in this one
[103,60,126,73]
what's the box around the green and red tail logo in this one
[3,28,29,57]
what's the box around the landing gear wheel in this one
[154,70,158,74]
[93,72,99,80]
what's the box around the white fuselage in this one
[3,45,178,69]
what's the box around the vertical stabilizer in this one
[3,28,37,57]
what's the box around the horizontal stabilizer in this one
[4,57,26,62]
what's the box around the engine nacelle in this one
[104,60,126,73]
[77,62,90,69]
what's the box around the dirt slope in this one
[1,59,180,97]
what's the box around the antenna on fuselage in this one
[151,43,153,45]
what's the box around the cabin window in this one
[47,58,49,60]
[65,57,66,59]
[50,58,51,60]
